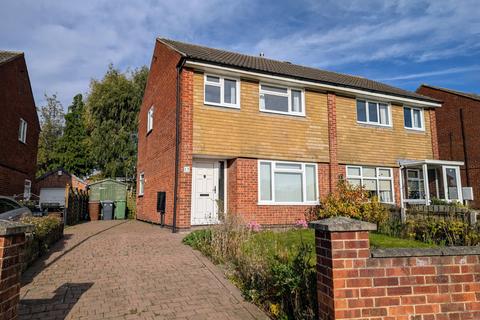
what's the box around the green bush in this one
[20,216,64,270]
[306,179,388,225]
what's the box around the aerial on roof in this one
[0,50,23,65]
[419,84,480,102]
[159,38,440,104]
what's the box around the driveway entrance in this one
[19,221,267,319]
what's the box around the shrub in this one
[183,216,317,319]
[306,179,388,225]
[20,216,64,270]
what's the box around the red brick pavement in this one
[19,221,267,319]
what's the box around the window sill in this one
[204,102,240,109]
[404,127,425,133]
[357,122,392,129]
[259,109,306,118]
[257,201,319,206]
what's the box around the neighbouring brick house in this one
[0,51,40,199]
[417,85,480,208]
[136,38,466,230]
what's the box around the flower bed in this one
[20,215,64,271]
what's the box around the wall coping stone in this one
[308,216,377,232]
[372,246,480,258]
[0,220,34,236]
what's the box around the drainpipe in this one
[172,58,186,233]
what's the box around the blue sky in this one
[1,0,479,109]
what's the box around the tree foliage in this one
[37,94,64,176]
[54,94,93,177]
[85,65,148,178]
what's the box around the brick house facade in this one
[417,85,480,208]
[136,38,462,230]
[0,51,40,198]
[35,169,87,193]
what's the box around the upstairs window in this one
[18,118,27,143]
[138,172,145,196]
[147,106,154,133]
[404,107,424,130]
[356,99,390,126]
[204,74,239,108]
[260,84,304,116]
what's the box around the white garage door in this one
[39,188,66,206]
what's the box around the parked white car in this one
[0,196,32,221]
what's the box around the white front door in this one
[191,160,219,225]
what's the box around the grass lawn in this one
[243,229,435,264]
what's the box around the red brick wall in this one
[0,232,26,320]
[0,54,40,197]
[226,158,329,226]
[417,86,480,207]
[314,225,480,320]
[136,40,183,225]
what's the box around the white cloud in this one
[379,65,480,81]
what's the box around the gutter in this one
[172,57,186,233]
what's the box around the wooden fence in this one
[65,185,89,225]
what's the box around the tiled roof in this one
[0,50,22,65]
[159,38,440,104]
[419,84,480,103]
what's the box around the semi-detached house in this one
[136,38,465,231]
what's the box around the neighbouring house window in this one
[346,166,394,203]
[147,106,154,133]
[24,180,31,200]
[259,160,317,204]
[406,169,425,199]
[138,173,145,196]
[404,107,424,130]
[259,84,304,116]
[204,74,239,108]
[18,118,27,143]
[356,99,390,126]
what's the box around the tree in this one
[85,65,148,178]
[37,94,65,176]
[54,94,93,177]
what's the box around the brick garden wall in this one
[311,217,480,320]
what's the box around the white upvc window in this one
[204,74,240,108]
[346,166,394,203]
[18,118,27,143]
[356,99,391,126]
[403,106,424,131]
[259,84,305,116]
[258,160,318,204]
[406,169,425,200]
[138,172,145,196]
[24,179,31,200]
[147,106,154,133]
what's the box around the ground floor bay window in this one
[346,166,394,203]
[259,160,318,204]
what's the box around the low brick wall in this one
[0,221,33,320]
[310,217,480,320]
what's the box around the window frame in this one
[346,165,395,204]
[258,160,318,205]
[259,83,306,117]
[24,179,31,200]
[18,118,27,143]
[203,73,240,109]
[147,106,154,133]
[356,99,392,127]
[403,106,425,131]
[138,172,145,196]
[406,168,425,200]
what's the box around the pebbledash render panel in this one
[135,38,462,230]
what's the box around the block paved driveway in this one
[19,220,267,320]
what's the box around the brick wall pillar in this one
[309,217,377,320]
[327,92,339,193]
[0,221,33,320]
